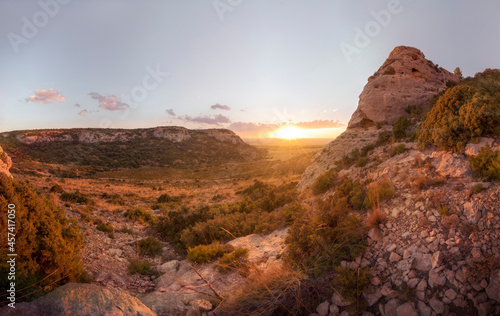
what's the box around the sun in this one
[274,125,304,139]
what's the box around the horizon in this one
[1,1,499,137]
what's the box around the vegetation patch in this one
[60,191,95,205]
[0,174,86,302]
[468,143,500,180]
[418,69,500,152]
[124,208,156,224]
[128,259,152,275]
[138,236,163,256]
[187,242,235,263]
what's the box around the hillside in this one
[0,127,264,172]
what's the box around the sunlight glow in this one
[274,125,305,139]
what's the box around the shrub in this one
[418,69,500,151]
[438,205,449,216]
[333,266,371,302]
[312,169,338,195]
[138,236,163,256]
[157,193,183,203]
[280,201,306,224]
[101,193,126,205]
[0,174,85,302]
[364,178,394,209]
[392,116,411,141]
[216,248,249,273]
[49,184,65,194]
[390,144,407,156]
[354,157,369,168]
[124,208,156,223]
[60,191,95,205]
[366,207,387,229]
[187,242,235,263]
[468,143,500,180]
[128,259,152,275]
[96,223,114,233]
[470,183,485,194]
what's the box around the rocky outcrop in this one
[0,145,12,178]
[300,46,458,188]
[1,283,156,316]
[348,46,458,128]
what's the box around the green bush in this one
[280,201,306,224]
[392,116,411,141]
[96,223,114,233]
[390,144,407,156]
[468,143,500,180]
[60,191,95,205]
[0,174,85,302]
[333,266,371,302]
[187,242,235,263]
[138,236,163,256]
[124,208,156,224]
[49,184,65,194]
[419,69,500,151]
[354,157,369,168]
[128,259,151,275]
[101,193,126,205]
[470,183,485,194]
[312,169,338,195]
[157,193,183,203]
[216,248,249,273]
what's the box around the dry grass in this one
[365,206,387,230]
[216,263,330,316]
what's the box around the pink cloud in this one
[182,114,230,125]
[26,89,65,104]
[78,110,88,116]
[211,103,231,110]
[89,92,128,111]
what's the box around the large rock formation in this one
[0,127,263,170]
[1,283,156,316]
[0,145,12,178]
[348,46,458,128]
[300,46,457,188]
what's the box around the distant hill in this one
[0,126,264,172]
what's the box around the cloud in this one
[228,122,276,133]
[294,120,345,129]
[182,114,231,125]
[25,89,65,104]
[166,109,176,116]
[210,103,231,110]
[88,92,128,111]
[74,103,81,107]
[78,110,88,116]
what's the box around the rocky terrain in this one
[300,46,458,188]
[0,145,12,177]
[305,141,500,316]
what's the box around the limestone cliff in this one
[299,46,458,188]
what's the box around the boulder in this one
[396,302,418,316]
[0,283,156,316]
[463,201,482,224]
[486,269,500,302]
[432,151,472,179]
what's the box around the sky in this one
[0,0,499,138]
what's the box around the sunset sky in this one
[0,1,499,138]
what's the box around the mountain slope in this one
[0,126,263,171]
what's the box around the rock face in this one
[1,283,156,316]
[348,46,458,128]
[0,145,12,178]
[300,46,458,188]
